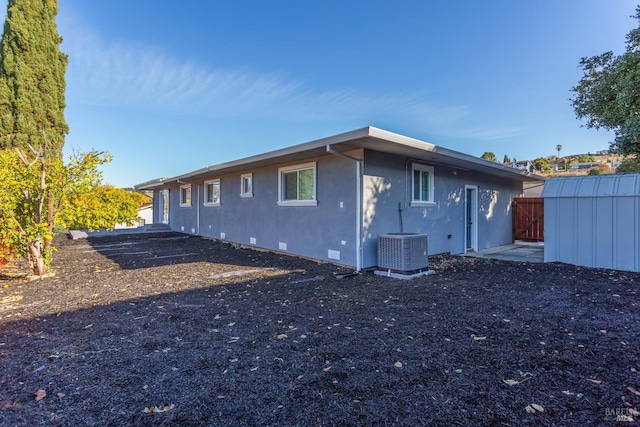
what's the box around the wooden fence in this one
[512,197,544,242]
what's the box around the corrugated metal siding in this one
[543,174,640,272]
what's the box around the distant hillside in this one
[534,153,624,177]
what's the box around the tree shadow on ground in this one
[81,232,338,272]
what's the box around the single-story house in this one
[570,162,599,170]
[135,127,544,270]
[114,203,153,229]
[511,160,534,173]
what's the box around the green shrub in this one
[617,158,640,173]
[588,166,608,175]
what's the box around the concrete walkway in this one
[463,242,544,263]
[68,224,172,240]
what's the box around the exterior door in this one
[160,190,169,224]
[465,185,478,252]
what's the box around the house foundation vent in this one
[378,233,429,273]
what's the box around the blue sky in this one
[3,1,638,187]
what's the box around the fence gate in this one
[512,197,544,242]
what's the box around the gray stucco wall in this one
[158,153,359,267]
[152,147,523,269]
[361,150,522,268]
[152,190,161,224]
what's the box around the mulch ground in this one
[0,232,639,426]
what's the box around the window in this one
[240,173,253,197]
[277,162,317,206]
[180,184,191,207]
[411,164,434,205]
[204,179,221,206]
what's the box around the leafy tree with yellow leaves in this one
[0,149,146,277]
[0,0,146,277]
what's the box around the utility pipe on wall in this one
[196,184,200,236]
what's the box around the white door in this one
[160,190,169,224]
[465,185,478,252]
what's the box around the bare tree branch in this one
[14,147,38,167]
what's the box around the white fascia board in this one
[157,127,373,184]
[208,126,371,170]
[432,145,546,182]
[134,178,169,190]
[367,126,545,182]
[137,126,544,187]
[367,126,437,151]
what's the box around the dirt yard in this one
[0,232,639,426]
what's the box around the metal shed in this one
[542,174,640,272]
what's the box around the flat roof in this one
[135,126,544,189]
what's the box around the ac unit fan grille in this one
[378,233,428,273]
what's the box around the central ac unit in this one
[378,233,429,273]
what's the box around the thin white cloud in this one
[440,125,528,141]
[60,19,523,142]
[60,23,464,122]
[66,34,299,112]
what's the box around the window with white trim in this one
[277,162,317,206]
[180,184,192,207]
[411,164,434,205]
[204,179,221,206]
[240,173,253,197]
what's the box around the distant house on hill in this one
[114,203,153,229]
[570,162,599,170]
[510,160,534,173]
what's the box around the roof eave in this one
[134,126,546,187]
[149,127,374,184]
[134,178,169,190]
[432,145,546,182]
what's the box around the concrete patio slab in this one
[68,225,172,240]
[463,242,544,263]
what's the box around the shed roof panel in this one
[541,174,640,198]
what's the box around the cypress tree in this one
[0,0,68,155]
